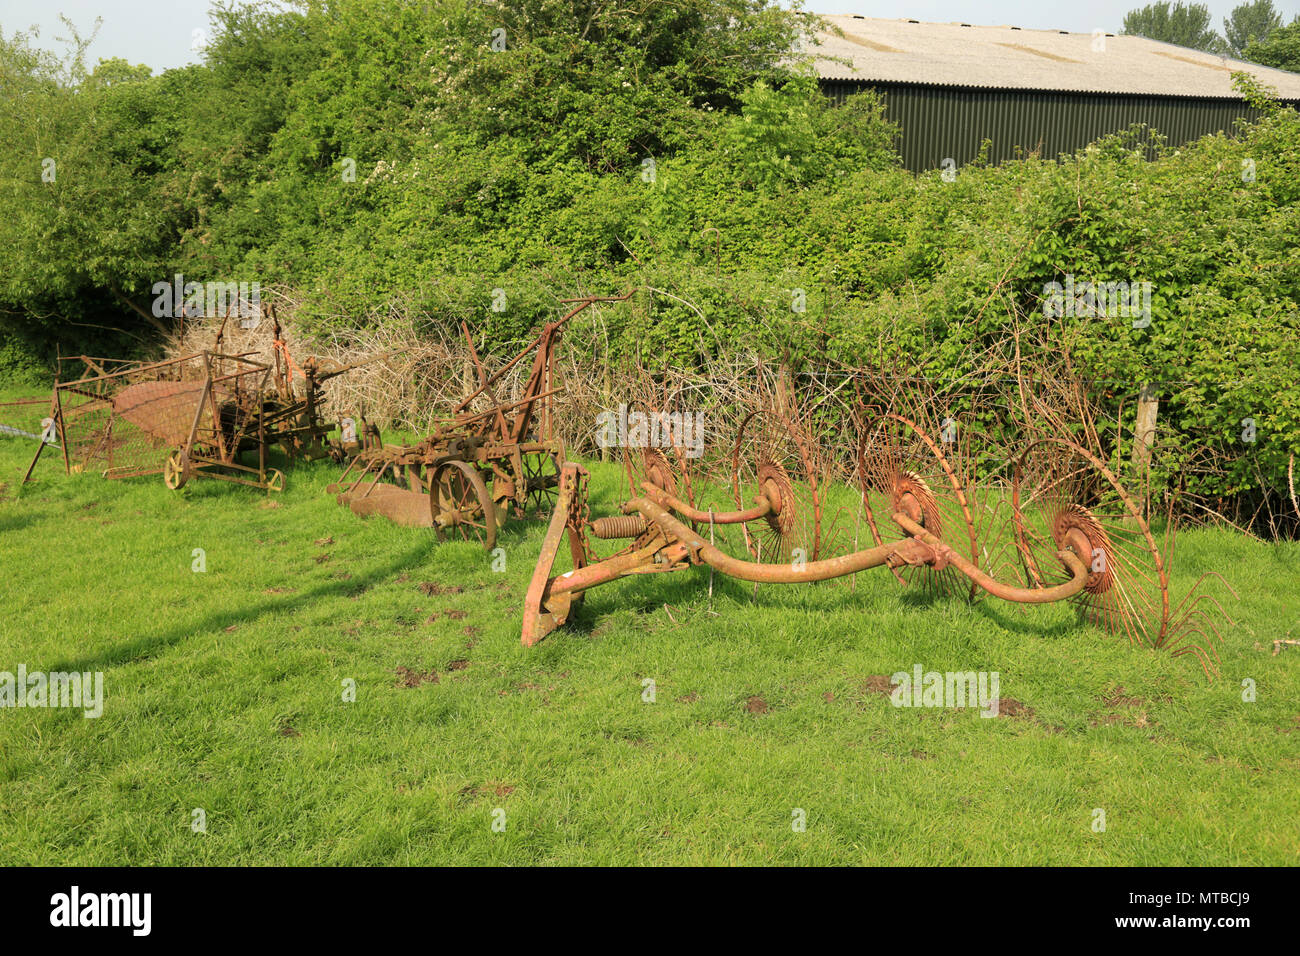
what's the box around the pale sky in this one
[2,0,1298,74]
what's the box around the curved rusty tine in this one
[1169,634,1221,680]
[1168,588,1237,638]
[854,413,908,586]
[1170,609,1231,655]
[1168,618,1223,667]
[1164,588,1236,671]
[891,513,1091,604]
[1171,570,1240,609]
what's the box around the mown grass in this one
[0,388,1297,865]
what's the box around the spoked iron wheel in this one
[625,446,680,500]
[430,460,497,550]
[521,451,562,517]
[164,449,191,490]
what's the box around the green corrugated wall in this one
[821,81,1282,172]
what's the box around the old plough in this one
[328,292,633,548]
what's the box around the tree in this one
[1244,19,1300,70]
[1223,0,1284,56]
[1122,2,1226,53]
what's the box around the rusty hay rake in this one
[522,383,1235,677]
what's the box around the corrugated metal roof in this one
[809,16,1300,99]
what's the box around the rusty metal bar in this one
[891,512,1090,604]
[639,482,772,525]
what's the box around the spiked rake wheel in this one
[656,396,702,515]
[620,400,688,503]
[1010,437,1195,659]
[729,407,843,563]
[430,460,497,550]
[626,446,678,499]
[856,411,991,598]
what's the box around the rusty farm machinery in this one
[328,292,634,548]
[521,379,1235,677]
[43,309,376,492]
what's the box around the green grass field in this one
[1,390,1297,865]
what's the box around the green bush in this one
[0,4,1297,521]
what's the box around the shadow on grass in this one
[0,510,37,533]
[551,562,923,639]
[47,542,433,673]
[968,599,1079,639]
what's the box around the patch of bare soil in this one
[418,581,463,596]
[862,675,895,698]
[998,698,1035,719]
[394,666,438,688]
[463,783,514,799]
[1091,685,1161,728]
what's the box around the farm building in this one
[810,15,1300,171]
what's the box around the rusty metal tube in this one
[638,482,774,525]
[891,512,1090,603]
[626,497,912,582]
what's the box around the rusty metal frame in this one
[521,462,1094,646]
[331,291,634,547]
